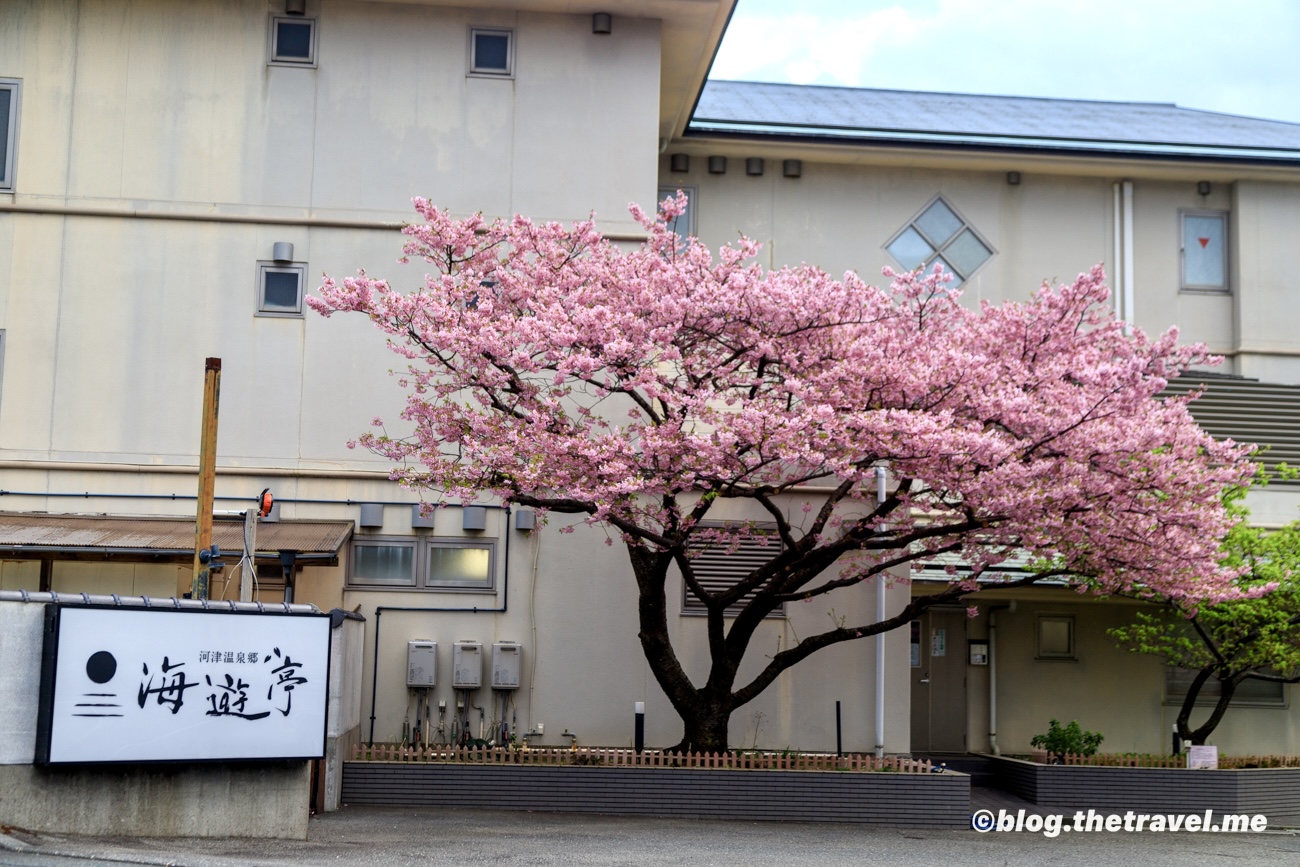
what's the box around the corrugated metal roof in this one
[0,513,353,563]
[691,81,1300,162]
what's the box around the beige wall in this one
[663,155,1300,384]
[344,508,910,753]
[0,0,662,470]
[958,592,1300,757]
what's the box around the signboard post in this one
[35,605,330,765]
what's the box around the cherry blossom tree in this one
[311,195,1255,752]
[1111,482,1300,746]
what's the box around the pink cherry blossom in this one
[311,194,1257,750]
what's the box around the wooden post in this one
[191,357,221,600]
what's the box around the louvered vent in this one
[682,526,785,618]
[1164,378,1300,485]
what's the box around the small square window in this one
[269,16,317,67]
[256,262,305,317]
[469,28,513,76]
[1037,615,1075,659]
[0,78,20,192]
[1181,209,1228,292]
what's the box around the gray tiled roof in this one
[691,80,1300,161]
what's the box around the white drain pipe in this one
[1112,181,1135,333]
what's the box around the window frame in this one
[680,522,785,619]
[1036,614,1076,660]
[1164,666,1287,708]
[468,27,514,77]
[1179,208,1229,293]
[348,536,497,592]
[255,261,306,318]
[267,15,318,68]
[0,78,21,193]
[883,195,996,287]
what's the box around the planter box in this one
[987,755,1300,817]
[342,762,970,828]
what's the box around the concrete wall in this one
[0,599,312,838]
[323,612,365,811]
[0,762,311,839]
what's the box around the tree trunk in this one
[1175,666,1237,746]
[1188,677,1237,746]
[672,700,734,753]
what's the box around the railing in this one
[1031,749,1300,769]
[350,743,934,773]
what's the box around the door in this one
[909,609,968,752]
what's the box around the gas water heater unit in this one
[406,640,437,687]
[491,642,521,689]
[452,641,482,689]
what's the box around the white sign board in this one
[1187,745,1219,770]
[36,605,330,765]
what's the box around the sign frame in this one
[34,603,331,766]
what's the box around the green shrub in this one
[1030,719,1104,762]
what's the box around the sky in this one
[710,0,1300,126]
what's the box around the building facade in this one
[3,0,1300,757]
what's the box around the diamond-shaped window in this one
[884,196,995,286]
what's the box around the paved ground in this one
[4,795,1300,867]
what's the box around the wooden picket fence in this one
[350,743,934,773]
[1031,749,1300,769]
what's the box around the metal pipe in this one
[365,508,513,744]
[1122,180,1135,331]
[1112,182,1123,322]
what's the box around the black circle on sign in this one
[86,651,117,684]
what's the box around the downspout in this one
[1111,181,1135,333]
[987,601,1016,755]
[1122,181,1135,331]
[874,466,888,758]
[1112,183,1123,322]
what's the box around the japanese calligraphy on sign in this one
[36,606,330,765]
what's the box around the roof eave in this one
[686,120,1300,167]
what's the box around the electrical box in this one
[452,641,482,689]
[492,642,521,689]
[407,640,437,687]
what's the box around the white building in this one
[3,0,1300,758]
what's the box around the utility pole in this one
[191,357,221,600]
